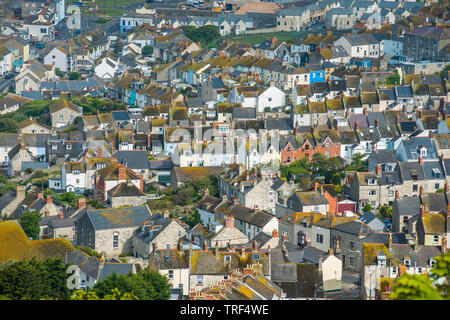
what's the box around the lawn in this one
[66,0,128,16]
[67,0,136,8]
[224,31,307,45]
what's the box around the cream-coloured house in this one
[49,100,82,128]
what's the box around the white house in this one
[94,57,119,79]
[334,34,381,58]
[62,162,87,194]
[43,46,72,72]
[257,86,286,113]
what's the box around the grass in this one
[224,31,307,45]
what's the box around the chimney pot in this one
[46,194,52,204]
[272,229,278,238]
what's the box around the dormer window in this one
[429,259,436,268]
[433,235,439,243]
[73,170,80,175]
[404,258,411,268]
[377,255,386,267]
[224,255,231,263]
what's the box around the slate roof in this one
[107,182,145,198]
[99,263,134,281]
[85,205,151,230]
[394,197,420,216]
[112,150,150,170]
[214,201,274,228]
[232,107,256,119]
[133,213,175,243]
[296,191,328,206]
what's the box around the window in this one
[316,234,323,244]
[412,185,418,192]
[224,255,231,263]
[434,235,439,243]
[168,270,173,280]
[253,254,260,261]
[435,183,440,189]
[349,241,355,252]
[113,232,119,249]
[349,257,354,267]
[196,275,203,285]
[368,190,376,196]
[166,244,170,249]
[392,267,397,274]
[404,259,410,268]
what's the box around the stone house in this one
[49,100,83,128]
[214,199,278,240]
[75,205,152,256]
[94,161,144,204]
[7,140,38,176]
[219,166,277,213]
[133,212,188,258]
[416,211,446,247]
[148,244,190,296]
[107,181,147,208]
[285,191,329,215]
[17,119,52,135]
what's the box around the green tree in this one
[363,203,372,212]
[391,274,443,300]
[0,118,18,133]
[0,258,70,300]
[93,269,171,300]
[142,44,153,56]
[19,210,42,240]
[70,288,137,300]
[391,252,450,300]
[69,72,81,80]
[386,70,401,85]
[55,68,64,77]
[181,25,221,46]
[379,204,392,219]
[186,209,201,228]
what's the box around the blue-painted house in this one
[308,64,325,83]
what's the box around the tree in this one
[379,204,392,219]
[70,288,137,300]
[391,274,443,300]
[386,70,401,85]
[181,25,221,46]
[0,118,18,133]
[363,203,372,212]
[19,210,42,240]
[69,72,81,80]
[142,44,153,56]
[391,252,450,300]
[186,209,201,228]
[0,258,70,300]
[55,68,64,77]
[93,269,171,300]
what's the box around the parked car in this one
[5,73,14,79]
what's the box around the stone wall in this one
[95,226,138,257]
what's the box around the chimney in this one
[203,240,209,251]
[429,131,434,139]
[272,229,278,238]
[363,108,368,116]
[372,144,376,151]
[16,185,26,199]
[152,243,157,253]
[78,197,86,209]
[204,187,209,196]
[282,232,288,243]
[396,114,400,123]
[375,118,379,127]
[233,197,239,205]
[97,146,102,158]
[225,215,235,228]
[59,208,64,220]
[318,255,322,270]
[222,195,228,202]
[306,237,311,247]
[354,121,358,131]
[46,194,52,204]
[139,175,144,193]
[445,182,449,193]
[38,192,44,200]
[177,239,183,252]
[252,240,258,251]
[118,165,127,180]
[418,156,423,166]
[388,233,392,252]
[376,164,382,176]
[395,190,400,200]
[215,241,219,256]
[419,186,424,198]
[314,181,320,191]
[281,244,288,258]
[44,208,49,217]
[328,248,334,256]
[441,235,447,253]
[111,157,118,164]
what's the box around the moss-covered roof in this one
[326,99,343,110]
[422,213,445,235]
[0,220,74,263]
[363,243,389,266]
[295,104,309,114]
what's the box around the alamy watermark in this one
[168,122,281,166]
